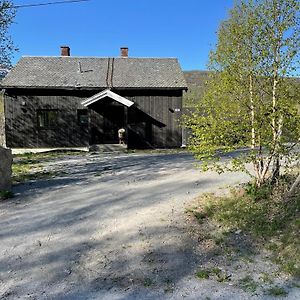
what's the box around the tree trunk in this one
[271,114,283,184]
[285,173,300,200]
[249,73,261,184]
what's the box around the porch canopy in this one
[81,89,134,107]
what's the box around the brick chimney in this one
[61,46,70,56]
[120,47,128,58]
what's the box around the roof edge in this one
[82,89,134,107]
[20,55,179,60]
[1,85,187,91]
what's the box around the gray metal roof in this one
[1,56,187,89]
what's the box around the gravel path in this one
[0,152,298,299]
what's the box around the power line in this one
[12,0,90,9]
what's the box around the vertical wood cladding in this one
[123,91,182,148]
[4,88,183,148]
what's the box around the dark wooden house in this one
[0,47,187,149]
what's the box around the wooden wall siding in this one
[4,89,183,148]
[4,92,91,148]
[123,92,182,148]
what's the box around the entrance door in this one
[103,105,125,144]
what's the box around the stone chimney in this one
[120,47,128,58]
[61,46,70,56]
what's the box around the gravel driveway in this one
[1,152,294,299]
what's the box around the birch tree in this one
[185,0,300,188]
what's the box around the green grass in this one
[239,276,259,293]
[266,286,288,297]
[259,272,274,284]
[13,169,60,183]
[196,267,231,282]
[189,177,300,278]
[12,150,83,183]
[13,150,85,161]
[196,269,210,279]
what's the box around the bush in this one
[244,182,273,201]
[0,190,13,200]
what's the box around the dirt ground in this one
[0,152,298,299]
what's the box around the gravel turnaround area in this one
[0,152,298,299]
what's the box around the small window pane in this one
[78,110,88,125]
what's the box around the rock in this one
[236,187,246,197]
[0,146,12,191]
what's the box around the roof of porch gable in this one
[81,89,134,107]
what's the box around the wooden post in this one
[124,106,128,148]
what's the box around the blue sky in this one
[11,0,233,70]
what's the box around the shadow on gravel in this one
[0,152,249,299]
[30,223,220,300]
[0,221,214,299]
[12,153,196,195]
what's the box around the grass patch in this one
[13,170,60,183]
[266,286,288,297]
[196,269,210,279]
[143,278,154,287]
[132,148,188,155]
[196,267,231,282]
[12,151,82,183]
[163,278,174,293]
[12,160,53,183]
[239,275,258,293]
[189,176,300,278]
[259,272,273,284]
[13,150,85,160]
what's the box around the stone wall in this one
[0,92,6,147]
[0,146,12,191]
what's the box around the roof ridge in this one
[21,56,178,59]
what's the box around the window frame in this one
[36,109,59,129]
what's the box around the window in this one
[77,109,89,125]
[37,110,58,128]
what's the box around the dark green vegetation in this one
[266,286,288,297]
[0,189,13,200]
[239,276,259,293]
[196,267,231,282]
[12,151,86,183]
